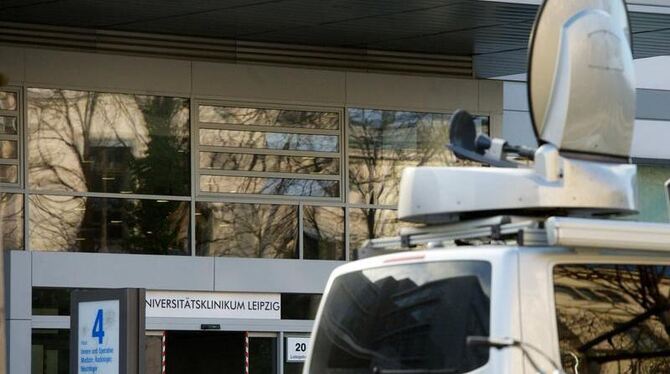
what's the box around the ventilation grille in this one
[0,22,473,78]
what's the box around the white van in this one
[302,1,670,373]
[304,221,670,373]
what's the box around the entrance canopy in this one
[0,0,669,77]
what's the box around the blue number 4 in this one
[92,309,105,344]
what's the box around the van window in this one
[554,264,670,373]
[308,260,491,374]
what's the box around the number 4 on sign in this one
[92,309,105,344]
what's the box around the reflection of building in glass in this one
[311,261,490,373]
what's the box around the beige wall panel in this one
[24,48,191,95]
[345,72,478,113]
[193,61,346,105]
[478,79,503,113]
[490,113,504,139]
[0,45,25,84]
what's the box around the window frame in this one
[195,99,345,203]
[0,87,22,187]
[551,259,670,372]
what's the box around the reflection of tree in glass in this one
[125,96,190,254]
[347,109,485,248]
[555,265,670,373]
[348,109,475,206]
[27,89,189,254]
[303,206,344,260]
[0,193,23,250]
[198,107,339,197]
[196,203,298,259]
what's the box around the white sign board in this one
[77,300,120,374]
[286,337,310,362]
[145,291,281,319]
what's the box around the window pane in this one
[308,261,491,374]
[281,294,322,319]
[196,202,298,258]
[199,152,339,175]
[303,206,344,260]
[249,337,278,374]
[1,193,23,250]
[200,129,338,152]
[0,164,18,183]
[349,208,407,259]
[0,116,17,134]
[0,91,17,110]
[28,88,190,195]
[200,175,339,197]
[32,287,79,316]
[29,194,189,255]
[199,106,339,130]
[32,329,69,374]
[554,264,670,372]
[348,108,487,205]
[0,139,17,159]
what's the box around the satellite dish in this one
[448,109,530,168]
[449,110,478,155]
[528,0,635,159]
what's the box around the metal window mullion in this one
[298,202,304,260]
[0,134,18,141]
[345,206,350,261]
[191,95,197,257]
[0,159,19,165]
[197,191,340,203]
[200,169,340,181]
[194,196,349,208]
[25,189,192,201]
[343,107,351,259]
[278,331,284,374]
[21,86,30,251]
[198,122,340,136]
[197,99,342,115]
[198,145,340,159]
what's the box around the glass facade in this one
[196,202,299,258]
[29,195,189,254]
[0,89,20,186]
[1,192,23,250]
[348,108,488,206]
[28,89,190,196]
[4,86,495,259]
[636,165,670,223]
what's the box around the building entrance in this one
[161,331,277,374]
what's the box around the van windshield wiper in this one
[372,367,456,373]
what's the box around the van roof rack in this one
[358,216,670,259]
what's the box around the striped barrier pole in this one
[244,331,250,374]
[162,331,167,374]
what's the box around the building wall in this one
[500,55,670,223]
[0,44,503,374]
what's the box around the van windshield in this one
[308,260,491,374]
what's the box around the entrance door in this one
[161,331,277,374]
